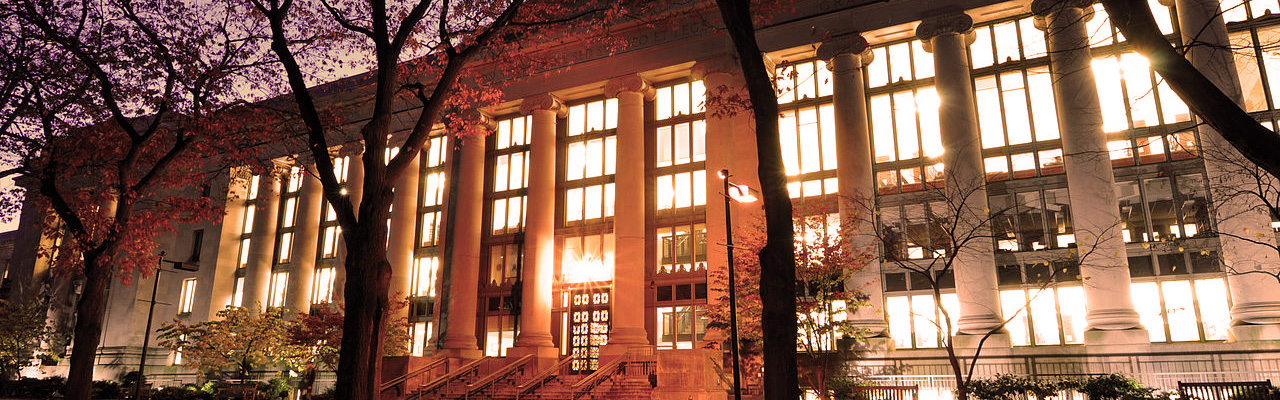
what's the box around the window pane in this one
[1163,281,1200,341]
[871,95,896,162]
[1195,278,1231,341]
[976,76,1005,149]
[1029,288,1061,345]
[1001,290,1031,346]
[1116,181,1147,242]
[911,294,939,348]
[1058,286,1086,344]
[1132,282,1167,342]
[887,296,912,349]
[1002,72,1033,145]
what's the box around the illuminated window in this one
[237,238,252,269]
[485,315,516,357]
[869,87,942,164]
[231,276,245,308]
[411,257,438,297]
[561,234,615,283]
[178,278,197,314]
[332,156,350,183]
[996,263,1085,346]
[424,135,448,168]
[488,244,520,286]
[565,184,614,223]
[267,271,288,308]
[777,59,833,104]
[312,267,335,304]
[422,172,446,207]
[409,322,432,357]
[321,225,340,258]
[493,116,532,234]
[656,224,707,274]
[656,306,707,349]
[991,188,1073,252]
[420,211,443,246]
[1116,174,1211,243]
[879,203,950,260]
[417,136,449,248]
[1131,278,1231,342]
[974,68,1058,149]
[656,80,708,214]
[866,40,935,89]
[655,81,706,124]
[1092,53,1190,133]
[656,172,706,210]
[969,17,1047,69]
[884,293,958,349]
[779,105,838,174]
[275,168,302,265]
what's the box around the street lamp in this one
[134,251,198,400]
[719,169,757,400]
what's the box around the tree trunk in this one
[64,250,112,400]
[332,223,392,400]
[713,1,801,398]
[1100,0,1280,178]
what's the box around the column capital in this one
[604,75,655,100]
[462,109,497,132]
[1031,0,1095,29]
[691,56,740,81]
[519,93,567,117]
[916,13,976,51]
[816,34,874,72]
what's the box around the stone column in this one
[388,151,421,305]
[243,169,281,309]
[602,76,655,356]
[917,14,1006,343]
[1034,0,1148,344]
[438,134,487,360]
[334,143,364,301]
[510,94,565,363]
[817,35,889,341]
[1169,0,1280,340]
[285,169,324,313]
[693,57,762,347]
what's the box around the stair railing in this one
[514,354,578,399]
[462,354,535,398]
[380,358,448,398]
[570,347,656,399]
[409,357,490,400]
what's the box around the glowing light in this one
[562,252,614,283]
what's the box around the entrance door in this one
[569,288,610,373]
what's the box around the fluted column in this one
[388,150,421,306]
[1169,0,1280,340]
[917,14,1005,341]
[285,169,324,313]
[602,76,655,355]
[243,169,281,309]
[510,94,564,362]
[439,134,487,359]
[818,35,889,340]
[1034,0,1148,344]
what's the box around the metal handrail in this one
[463,354,535,398]
[411,357,489,399]
[380,357,448,394]
[570,348,654,399]
[516,354,579,399]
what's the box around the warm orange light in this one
[562,252,615,283]
[728,184,757,203]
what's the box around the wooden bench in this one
[848,385,920,400]
[1179,380,1279,400]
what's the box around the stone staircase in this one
[381,349,657,400]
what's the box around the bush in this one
[1072,374,1157,400]
[968,374,1067,400]
[0,376,66,398]
[149,385,215,400]
[92,379,124,399]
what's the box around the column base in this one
[951,332,1010,349]
[506,345,560,370]
[1231,324,1280,342]
[435,347,484,366]
[1084,328,1150,346]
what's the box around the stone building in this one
[9,0,1280,397]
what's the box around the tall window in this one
[563,99,617,224]
[1116,174,1210,243]
[655,224,707,275]
[231,276,245,308]
[178,278,197,314]
[655,283,708,349]
[267,271,289,308]
[883,271,957,349]
[411,257,438,297]
[275,167,302,264]
[997,263,1086,346]
[420,135,448,246]
[1128,251,1231,342]
[488,243,521,286]
[237,175,260,270]
[655,81,708,211]
[492,117,530,235]
[777,60,840,198]
[312,267,335,304]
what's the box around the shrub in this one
[967,374,1067,400]
[1071,374,1157,400]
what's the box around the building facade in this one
[10,0,1280,395]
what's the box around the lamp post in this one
[719,169,757,400]
[134,251,198,400]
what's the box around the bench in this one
[1179,380,1279,400]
